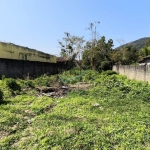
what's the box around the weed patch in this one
[0,70,150,149]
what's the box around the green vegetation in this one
[139,38,150,57]
[115,37,150,51]
[110,45,139,65]
[110,38,150,65]
[82,36,113,71]
[59,32,85,69]
[1,70,150,149]
[59,24,150,70]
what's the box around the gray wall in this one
[0,58,63,78]
[113,65,150,83]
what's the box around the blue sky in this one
[0,0,150,55]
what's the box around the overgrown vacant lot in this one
[0,70,150,149]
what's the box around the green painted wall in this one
[0,42,56,63]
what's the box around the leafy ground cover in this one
[0,70,150,149]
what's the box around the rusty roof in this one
[57,57,69,62]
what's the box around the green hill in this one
[115,37,150,50]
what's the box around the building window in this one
[25,55,27,60]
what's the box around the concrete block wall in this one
[113,65,150,83]
[0,58,63,78]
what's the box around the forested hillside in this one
[115,37,150,50]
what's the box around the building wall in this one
[0,42,56,63]
[113,65,150,83]
[144,58,150,64]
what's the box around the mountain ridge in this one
[115,37,150,50]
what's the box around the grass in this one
[0,70,150,149]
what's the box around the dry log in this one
[36,87,58,93]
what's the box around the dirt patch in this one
[70,82,92,90]
[36,85,70,98]
[0,131,9,140]
[35,82,92,98]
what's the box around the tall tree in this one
[110,45,138,65]
[58,32,85,68]
[87,21,100,47]
[82,36,113,71]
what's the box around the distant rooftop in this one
[57,57,68,62]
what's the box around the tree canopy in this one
[58,32,85,68]
[82,36,113,71]
[59,23,148,71]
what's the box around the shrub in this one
[24,80,35,88]
[5,78,21,91]
[82,70,98,82]
[101,70,117,76]
[34,75,57,87]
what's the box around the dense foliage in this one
[110,45,139,65]
[115,37,150,51]
[110,38,150,65]
[59,32,85,69]
[59,21,150,71]
[82,36,113,71]
[0,70,150,149]
[139,38,150,57]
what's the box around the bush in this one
[82,70,98,82]
[5,78,21,91]
[101,70,117,76]
[34,75,57,87]
[24,80,35,88]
